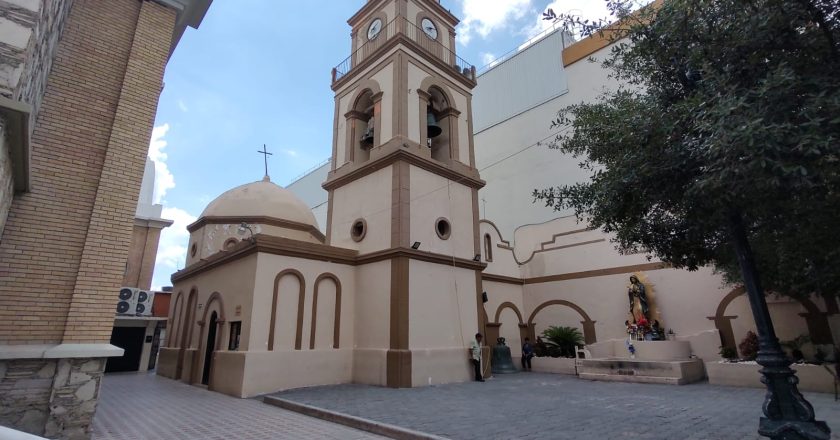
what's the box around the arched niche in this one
[527,300,597,345]
[345,82,383,164]
[417,79,460,164]
[168,291,183,348]
[709,288,833,353]
[310,273,343,349]
[270,269,306,351]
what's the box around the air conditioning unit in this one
[116,288,155,316]
[116,287,137,315]
[135,290,154,316]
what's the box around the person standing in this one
[521,337,534,371]
[470,333,484,382]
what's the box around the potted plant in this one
[739,331,759,361]
[541,326,584,358]
[781,335,811,363]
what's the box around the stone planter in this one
[706,361,836,394]
[531,357,577,375]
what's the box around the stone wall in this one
[0,357,105,439]
[0,0,73,125]
[0,119,9,233]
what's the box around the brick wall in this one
[0,0,176,345]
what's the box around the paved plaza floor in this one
[271,373,840,440]
[91,373,385,440]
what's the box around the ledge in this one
[0,343,124,360]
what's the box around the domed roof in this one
[200,177,318,228]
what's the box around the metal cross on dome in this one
[257,144,273,179]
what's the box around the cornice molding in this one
[171,234,485,283]
[187,215,326,243]
[332,35,476,91]
[322,141,485,191]
[481,273,525,285]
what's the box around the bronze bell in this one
[426,110,442,139]
[360,118,374,149]
[491,337,519,374]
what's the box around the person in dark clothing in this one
[521,337,535,370]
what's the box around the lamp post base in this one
[759,417,830,440]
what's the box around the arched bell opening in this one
[426,87,452,163]
[351,90,376,163]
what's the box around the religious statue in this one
[627,275,650,321]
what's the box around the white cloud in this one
[151,206,197,290]
[281,149,299,158]
[148,124,175,204]
[177,99,189,112]
[521,0,612,44]
[457,0,532,46]
[480,52,502,69]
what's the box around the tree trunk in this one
[728,211,829,440]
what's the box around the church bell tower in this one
[324,0,486,387]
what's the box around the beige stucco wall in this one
[170,254,258,354]
[331,165,392,252]
[211,349,354,398]
[479,222,522,278]
[251,254,355,352]
[407,62,424,144]
[351,261,391,386]
[409,166,474,260]
[408,260,476,385]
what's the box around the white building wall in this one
[475,36,625,239]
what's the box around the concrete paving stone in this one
[90,373,387,440]
[270,372,840,440]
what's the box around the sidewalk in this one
[91,373,384,440]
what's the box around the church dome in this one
[200,177,318,228]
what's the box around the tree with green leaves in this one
[534,1,838,438]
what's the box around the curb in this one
[263,395,449,440]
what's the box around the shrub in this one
[541,326,584,358]
[739,331,759,361]
[719,346,738,361]
[781,335,811,362]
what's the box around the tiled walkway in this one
[272,373,840,440]
[91,373,385,440]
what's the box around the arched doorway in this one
[709,288,833,352]
[527,300,597,344]
[201,311,218,386]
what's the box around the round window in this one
[224,238,239,251]
[351,218,367,242]
[435,217,451,240]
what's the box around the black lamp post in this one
[683,67,829,440]
[729,213,829,440]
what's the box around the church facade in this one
[158,0,839,398]
[158,0,487,397]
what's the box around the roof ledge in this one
[152,0,213,57]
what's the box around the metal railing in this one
[332,17,475,84]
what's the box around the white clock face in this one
[367,19,383,40]
[421,18,437,40]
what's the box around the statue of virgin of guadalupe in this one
[628,275,650,321]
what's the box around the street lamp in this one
[237,222,256,244]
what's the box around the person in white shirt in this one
[469,333,484,382]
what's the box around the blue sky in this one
[149,0,611,289]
